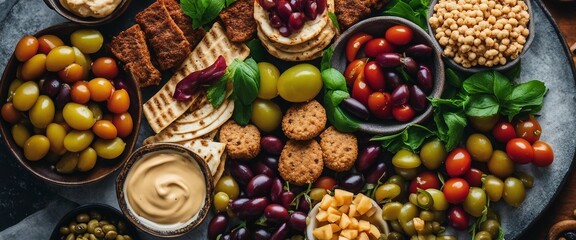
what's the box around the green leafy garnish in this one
[382,0,429,30]
[328,12,340,31]
[321,68,360,133]
[321,46,334,72]
[371,124,435,153]
[181,0,225,29]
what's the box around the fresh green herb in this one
[206,75,229,108]
[321,68,347,91]
[497,227,505,240]
[382,0,429,30]
[328,12,340,31]
[322,68,360,132]
[232,95,252,125]
[181,0,225,29]
[246,38,267,63]
[504,59,522,80]
[225,0,235,7]
[321,47,334,72]
[371,124,436,153]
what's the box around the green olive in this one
[419,140,447,170]
[56,152,79,174]
[93,137,125,159]
[375,183,402,203]
[29,95,55,128]
[309,188,328,201]
[488,150,515,178]
[63,103,96,130]
[65,233,75,240]
[394,166,419,180]
[419,210,435,222]
[215,175,240,200]
[436,235,457,240]
[426,189,448,211]
[475,231,493,240]
[392,149,422,169]
[64,130,94,152]
[87,102,102,121]
[23,135,50,161]
[12,123,31,147]
[46,123,67,154]
[466,133,493,162]
[514,171,534,189]
[480,219,500,237]
[13,81,39,111]
[398,203,419,236]
[251,99,282,132]
[87,219,99,233]
[21,54,47,81]
[73,47,92,79]
[74,223,87,234]
[89,211,102,221]
[102,224,116,233]
[463,187,487,217]
[77,147,97,172]
[7,79,23,102]
[46,46,75,72]
[93,227,104,238]
[76,213,90,223]
[387,231,404,240]
[257,62,280,100]
[214,192,230,212]
[59,226,70,235]
[277,64,322,102]
[389,221,404,234]
[503,177,525,207]
[71,29,103,54]
[104,231,117,240]
[484,175,505,202]
[382,202,403,221]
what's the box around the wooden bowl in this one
[426,0,535,73]
[115,143,214,238]
[331,16,445,135]
[0,22,142,186]
[49,204,138,240]
[42,0,132,26]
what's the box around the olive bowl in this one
[0,22,142,186]
[331,16,445,135]
[426,0,535,73]
[115,143,214,238]
[42,0,132,26]
[49,204,138,240]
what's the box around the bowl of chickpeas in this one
[0,22,142,185]
[427,0,534,73]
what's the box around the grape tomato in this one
[385,25,414,46]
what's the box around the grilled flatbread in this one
[213,153,226,183]
[183,139,226,176]
[143,22,249,133]
[163,98,231,134]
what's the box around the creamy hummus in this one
[124,151,206,226]
[60,0,121,18]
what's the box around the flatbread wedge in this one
[183,139,226,177]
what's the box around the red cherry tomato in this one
[463,168,484,187]
[392,104,415,122]
[385,25,414,46]
[351,77,372,107]
[443,178,470,204]
[515,117,542,143]
[364,38,395,58]
[346,32,373,62]
[448,206,470,230]
[532,140,554,167]
[344,58,368,86]
[409,171,440,193]
[313,176,337,190]
[506,138,534,164]
[367,92,393,119]
[445,148,472,177]
[364,61,385,91]
[492,122,516,143]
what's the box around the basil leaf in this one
[233,102,251,125]
[505,80,546,106]
[429,97,466,109]
[445,68,464,89]
[328,12,340,32]
[225,0,235,7]
[246,38,267,63]
[181,0,225,29]
[442,112,467,151]
[322,68,347,91]
[492,73,513,102]
[321,47,334,72]
[465,95,499,117]
[463,71,495,95]
[383,1,426,30]
[207,74,229,107]
[233,59,259,105]
[324,93,359,133]
[329,90,350,105]
[372,125,435,153]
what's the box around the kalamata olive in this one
[316,0,326,13]
[340,97,370,120]
[113,77,129,91]
[252,162,275,177]
[238,197,269,220]
[385,70,403,92]
[55,83,71,110]
[253,228,272,240]
[297,197,310,212]
[391,84,410,106]
[269,14,283,28]
[410,85,428,112]
[261,136,284,155]
[42,77,61,98]
[366,162,389,184]
[247,174,273,198]
[260,0,276,10]
[229,198,250,213]
[221,235,231,240]
[270,223,288,240]
[271,178,284,203]
[405,44,433,59]
[288,211,307,231]
[401,57,419,75]
[340,173,365,193]
[229,161,254,185]
[376,53,402,68]
[304,0,317,20]
[417,65,433,93]
[208,213,229,240]
[357,144,381,172]
[277,1,293,20]
[281,191,295,209]
[262,155,279,171]
[278,26,291,37]
[265,204,289,223]
[289,0,304,11]
[231,227,251,240]
[288,12,306,31]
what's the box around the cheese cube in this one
[364,206,377,218]
[359,220,371,232]
[349,217,359,229]
[320,195,335,210]
[359,232,370,240]
[328,206,340,215]
[313,224,334,240]
[316,210,329,222]
[338,204,350,214]
[334,189,354,206]
[339,213,351,229]
[353,193,367,205]
[340,229,359,239]
[369,224,381,239]
[338,236,350,240]
[356,196,373,215]
[348,204,358,217]
[330,223,341,233]
[327,213,341,223]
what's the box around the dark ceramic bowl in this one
[43,0,132,26]
[49,204,138,240]
[427,0,535,73]
[116,143,214,238]
[0,22,142,186]
[331,16,445,135]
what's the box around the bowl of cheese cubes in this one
[306,189,389,240]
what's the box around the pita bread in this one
[213,153,226,184]
[183,139,226,176]
[165,98,231,134]
[264,23,336,53]
[177,91,233,124]
[143,22,249,133]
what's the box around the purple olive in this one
[265,204,289,223]
[304,0,318,20]
[229,161,254,185]
[401,57,419,75]
[376,53,402,68]
[231,227,251,240]
[208,213,229,240]
[316,0,327,13]
[288,12,306,31]
[253,228,272,240]
[262,155,279,171]
[252,162,275,178]
[277,0,293,20]
[417,65,433,93]
[289,0,305,11]
[278,26,291,37]
[113,77,129,91]
[366,162,389,184]
[288,211,307,232]
[340,173,365,193]
[385,71,403,92]
[391,84,410,106]
[356,144,381,172]
[410,85,428,112]
[298,197,311,212]
[405,44,433,59]
[261,135,285,155]
[221,235,231,240]
[260,0,276,10]
[269,13,283,28]
[41,77,61,98]
[247,174,273,198]
[55,83,71,110]
[281,191,295,209]
[270,178,284,203]
[229,198,250,213]
[238,197,269,220]
[340,98,370,120]
[270,223,289,240]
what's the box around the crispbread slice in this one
[265,22,336,53]
[160,0,205,50]
[257,24,334,61]
[183,139,226,176]
[143,22,249,133]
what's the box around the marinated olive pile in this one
[57,211,133,240]
[342,25,435,123]
[2,30,134,174]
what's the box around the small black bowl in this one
[43,0,132,26]
[49,204,138,240]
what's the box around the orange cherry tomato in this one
[58,63,85,84]
[70,81,91,104]
[367,92,393,119]
[15,36,39,62]
[1,103,22,124]
[351,77,372,107]
[532,140,554,167]
[107,89,130,114]
[92,57,119,79]
[87,78,114,102]
[113,112,133,138]
[345,32,373,62]
[344,58,368,86]
[92,120,118,140]
[38,35,64,54]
